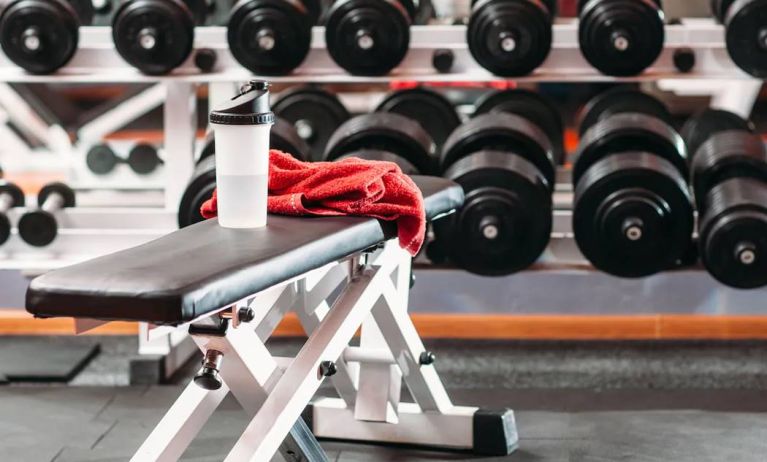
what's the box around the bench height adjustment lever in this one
[194,350,224,390]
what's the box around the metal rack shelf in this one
[0,20,746,83]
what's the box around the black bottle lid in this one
[210,80,275,125]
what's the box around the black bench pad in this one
[26,176,463,326]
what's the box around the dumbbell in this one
[711,0,767,77]
[227,0,321,75]
[573,88,693,278]
[474,89,565,165]
[578,0,665,76]
[323,112,438,175]
[467,0,556,76]
[0,0,94,73]
[0,181,24,246]
[112,0,207,75]
[375,87,461,153]
[324,0,416,75]
[432,94,559,276]
[179,118,310,227]
[18,182,75,247]
[86,143,163,175]
[273,86,350,162]
[681,109,767,288]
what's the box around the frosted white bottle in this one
[209,81,274,228]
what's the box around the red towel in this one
[201,150,426,256]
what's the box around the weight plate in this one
[578,0,664,76]
[573,113,688,185]
[324,0,411,76]
[690,130,767,207]
[467,0,552,77]
[228,0,312,76]
[0,0,79,74]
[198,117,310,164]
[723,0,767,77]
[112,0,195,75]
[573,152,694,278]
[273,86,350,161]
[325,112,436,174]
[699,177,767,288]
[86,144,119,175]
[128,143,162,174]
[17,210,57,246]
[337,148,420,175]
[434,149,552,275]
[441,112,556,186]
[375,87,460,151]
[578,87,672,135]
[474,89,564,164]
[681,108,753,160]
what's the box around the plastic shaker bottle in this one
[209,80,274,228]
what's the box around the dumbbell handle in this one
[40,192,64,213]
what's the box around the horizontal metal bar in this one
[0,21,747,83]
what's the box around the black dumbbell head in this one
[0,180,24,246]
[467,0,553,77]
[37,181,75,208]
[273,86,350,161]
[578,87,672,135]
[689,130,767,207]
[86,144,119,175]
[324,0,411,76]
[718,0,767,77]
[578,0,664,76]
[228,0,312,76]
[474,89,564,164]
[128,143,162,175]
[375,87,460,151]
[17,210,56,246]
[699,177,767,289]
[198,117,310,165]
[711,0,734,21]
[442,112,557,186]
[681,109,754,161]
[0,0,82,74]
[337,149,421,175]
[573,152,694,278]
[325,112,436,174]
[435,149,552,275]
[112,0,195,75]
[178,154,216,227]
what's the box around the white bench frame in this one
[121,239,517,461]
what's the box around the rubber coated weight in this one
[573,112,688,185]
[573,152,694,278]
[337,149,420,175]
[0,180,24,246]
[17,181,75,247]
[0,0,86,74]
[434,150,552,275]
[198,117,310,164]
[324,112,436,174]
[273,86,350,162]
[375,87,460,151]
[441,112,556,186]
[578,86,672,135]
[467,0,553,77]
[714,0,767,77]
[680,108,753,161]
[324,0,411,76]
[474,89,564,165]
[699,178,767,288]
[128,143,162,174]
[112,0,198,75]
[86,144,120,175]
[227,0,312,76]
[578,0,665,76]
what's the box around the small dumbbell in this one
[0,181,24,246]
[0,0,94,74]
[112,0,207,75]
[681,109,767,288]
[324,0,416,75]
[578,0,665,76]
[18,182,75,247]
[433,90,558,276]
[228,0,321,75]
[711,0,767,77]
[573,88,693,277]
[86,143,163,175]
[324,112,437,175]
[467,0,556,77]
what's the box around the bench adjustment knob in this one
[318,360,337,378]
[194,350,224,390]
[419,351,436,365]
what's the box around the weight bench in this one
[26,176,518,461]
